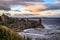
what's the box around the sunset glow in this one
[24,5,47,13]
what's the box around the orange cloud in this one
[24,5,47,13]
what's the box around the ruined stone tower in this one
[37,18,44,28]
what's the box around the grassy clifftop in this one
[0,25,27,40]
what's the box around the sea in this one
[19,17,60,40]
[42,17,60,29]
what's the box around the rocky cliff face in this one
[0,14,44,32]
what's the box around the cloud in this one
[24,4,60,13]
[45,4,60,10]
[0,0,44,5]
[0,0,44,10]
[38,9,60,17]
[0,6,10,10]
[0,0,44,2]
[24,5,47,13]
[10,4,60,13]
[55,0,60,4]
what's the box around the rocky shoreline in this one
[19,28,60,40]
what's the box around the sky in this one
[8,0,60,17]
[11,0,55,12]
[35,0,55,4]
[10,0,60,17]
[0,0,60,17]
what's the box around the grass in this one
[0,25,31,40]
